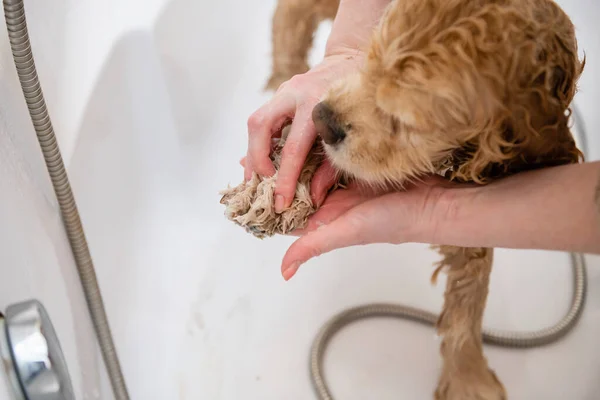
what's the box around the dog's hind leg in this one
[432,245,506,400]
[266,0,340,91]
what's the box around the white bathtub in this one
[1,0,600,399]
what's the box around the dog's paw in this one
[435,367,506,400]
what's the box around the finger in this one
[290,204,354,237]
[240,157,250,181]
[243,156,252,181]
[274,100,320,213]
[289,186,372,236]
[246,95,296,178]
[310,159,338,207]
[281,210,371,280]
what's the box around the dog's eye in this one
[390,116,399,134]
[345,123,352,131]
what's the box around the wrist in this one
[416,184,481,246]
[420,162,600,253]
[324,44,366,59]
[321,49,366,70]
[325,0,391,56]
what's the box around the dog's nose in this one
[312,102,346,146]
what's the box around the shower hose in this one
[2,1,130,399]
[1,1,588,400]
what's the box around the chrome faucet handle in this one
[1,300,75,400]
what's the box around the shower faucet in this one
[0,300,75,400]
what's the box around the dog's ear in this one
[547,48,585,104]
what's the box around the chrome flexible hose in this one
[2,1,130,399]
[311,253,587,399]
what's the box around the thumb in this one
[281,208,376,280]
[310,159,338,207]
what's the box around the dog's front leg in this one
[266,0,340,90]
[432,245,506,400]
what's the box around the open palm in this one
[281,177,451,280]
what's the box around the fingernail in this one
[282,261,301,281]
[275,195,286,213]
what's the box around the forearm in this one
[432,161,600,254]
[325,0,391,55]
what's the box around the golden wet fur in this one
[267,0,584,398]
[266,0,340,90]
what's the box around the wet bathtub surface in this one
[53,0,600,399]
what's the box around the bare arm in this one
[431,161,600,254]
[325,0,392,55]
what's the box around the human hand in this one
[245,52,364,213]
[280,176,457,280]
[279,161,600,280]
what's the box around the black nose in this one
[312,102,346,146]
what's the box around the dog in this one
[266,0,584,398]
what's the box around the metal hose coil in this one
[309,217,587,398]
[2,1,130,399]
